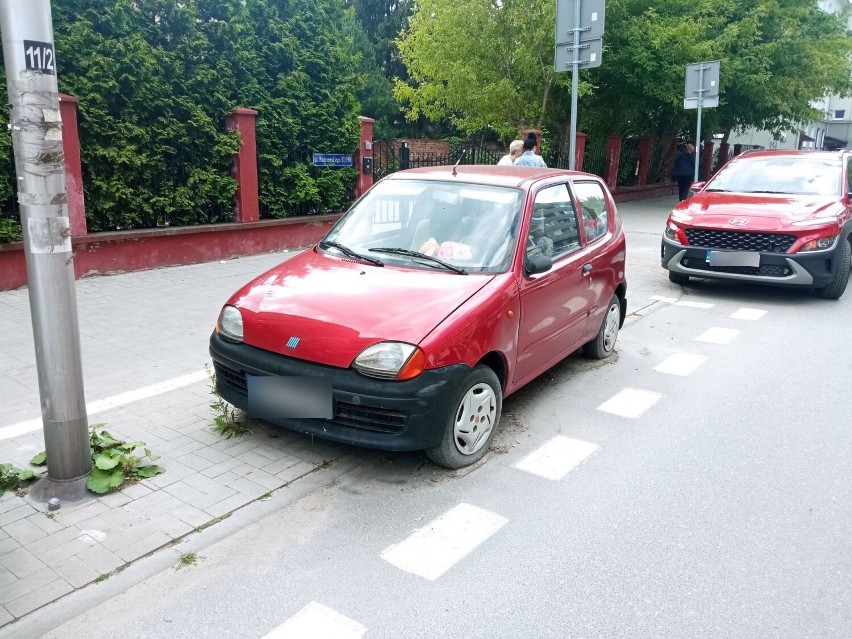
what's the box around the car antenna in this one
[452,150,466,177]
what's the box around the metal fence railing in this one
[373,140,502,179]
[616,138,641,187]
[582,139,607,179]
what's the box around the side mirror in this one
[690,181,707,192]
[524,253,553,276]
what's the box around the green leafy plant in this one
[0,218,23,244]
[177,552,197,569]
[30,423,165,494]
[206,365,250,439]
[0,463,37,497]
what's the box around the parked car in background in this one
[661,150,852,299]
[210,165,627,469]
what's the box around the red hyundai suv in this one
[661,150,852,299]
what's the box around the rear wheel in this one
[817,239,851,300]
[425,366,502,469]
[583,294,621,359]
[668,271,689,285]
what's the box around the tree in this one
[393,0,576,140]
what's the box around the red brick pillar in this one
[522,128,544,155]
[604,135,623,189]
[700,141,714,181]
[636,137,652,186]
[59,94,87,237]
[574,132,587,171]
[355,117,375,198]
[226,108,260,223]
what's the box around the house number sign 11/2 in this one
[23,40,55,75]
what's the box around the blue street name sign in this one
[312,153,353,167]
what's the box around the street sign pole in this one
[0,0,92,500]
[694,64,705,184]
[568,1,581,170]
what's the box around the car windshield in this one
[322,179,523,274]
[706,157,842,196]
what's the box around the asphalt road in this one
[32,196,852,638]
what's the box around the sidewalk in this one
[0,197,677,630]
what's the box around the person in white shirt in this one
[497,139,523,165]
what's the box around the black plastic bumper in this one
[209,332,470,451]
[661,237,842,288]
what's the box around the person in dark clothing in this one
[671,142,696,201]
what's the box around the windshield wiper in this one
[319,240,383,266]
[369,247,468,274]
[745,190,788,194]
[704,188,729,192]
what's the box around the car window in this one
[324,180,523,274]
[573,181,609,243]
[707,157,842,196]
[526,184,581,260]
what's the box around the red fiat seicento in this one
[662,150,852,298]
[210,166,627,468]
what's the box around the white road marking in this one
[674,300,714,309]
[597,388,662,418]
[262,602,366,639]
[695,327,740,344]
[381,503,507,581]
[0,370,209,441]
[729,308,767,321]
[654,352,708,376]
[651,295,678,303]
[513,436,599,480]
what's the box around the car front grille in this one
[212,361,406,434]
[685,229,796,253]
[682,258,792,278]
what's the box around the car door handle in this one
[582,263,593,275]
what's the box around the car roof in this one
[382,165,600,189]
[737,149,844,162]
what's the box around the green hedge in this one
[0,0,361,236]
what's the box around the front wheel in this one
[425,366,502,469]
[817,239,851,300]
[583,294,621,359]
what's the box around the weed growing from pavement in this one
[94,574,110,583]
[206,364,250,439]
[0,463,39,497]
[177,552,197,569]
[31,424,165,494]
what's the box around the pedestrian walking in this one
[671,142,696,201]
[513,132,548,168]
[498,139,524,165]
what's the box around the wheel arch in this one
[476,351,508,393]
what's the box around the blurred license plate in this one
[247,375,332,419]
[706,250,760,267]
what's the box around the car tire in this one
[668,271,689,285]
[817,239,851,300]
[424,365,502,469]
[583,294,621,359]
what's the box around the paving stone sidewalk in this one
[0,196,677,630]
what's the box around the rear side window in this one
[573,181,609,243]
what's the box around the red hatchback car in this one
[662,150,852,298]
[210,166,626,468]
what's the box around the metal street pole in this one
[694,64,705,184]
[568,0,581,170]
[0,0,92,500]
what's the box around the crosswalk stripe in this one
[729,308,767,321]
[381,503,507,581]
[262,602,366,639]
[674,300,714,309]
[597,388,662,419]
[513,436,599,480]
[654,352,707,376]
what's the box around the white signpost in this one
[684,60,721,183]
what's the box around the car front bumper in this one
[209,332,469,452]
[660,236,841,288]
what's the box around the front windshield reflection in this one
[322,180,524,273]
[708,157,841,196]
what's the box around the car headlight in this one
[800,236,838,252]
[217,305,244,342]
[664,222,683,244]
[353,342,426,380]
